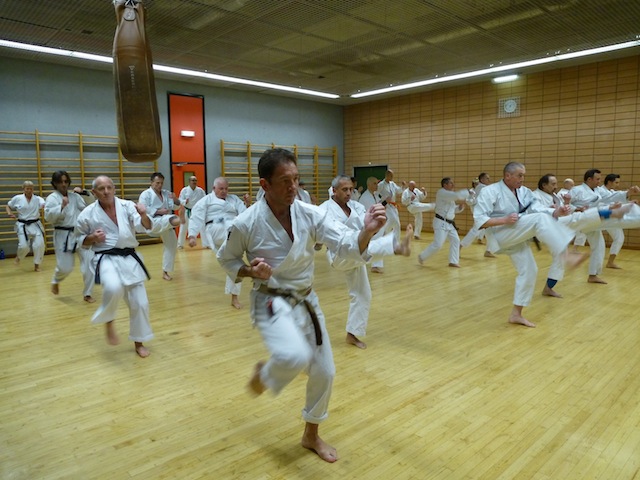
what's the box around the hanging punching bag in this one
[113,0,162,162]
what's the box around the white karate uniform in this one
[401,187,434,237]
[418,188,468,265]
[76,198,154,342]
[460,182,488,247]
[139,187,179,274]
[177,185,206,248]
[296,187,312,204]
[8,193,45,265]
[376,180,401,243]
[319,198,394,337]
[570,183,628,275]
[45,190,95,296]
[189,192,247,296]
[474,181,575,306]
[217,199,372,424]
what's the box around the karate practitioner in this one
[376,169,402,244]
[6,181,45,271]
[138,172,181,281]
[44,170,96,302]
[188,177,250,309]
[460,172,493,255]
[418,177,469,267]
[602,174,625,269]
[319,175,412,349]
[76,175,155,358]
[474,162,585,328]
[217,148,387,463]
[177,175,206,249]
[359,176,386,273]
[531,173,632,298]
[401,181,433,240]
[570,169,640,284]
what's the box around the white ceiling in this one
[1,0,639,104]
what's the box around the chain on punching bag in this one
[113,0,162,162]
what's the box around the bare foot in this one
[417,255,424,266]
[610,203,633,218]
[542,285,563,298]
[135,342,150,358]
[51,283,59,295]
[588,275,607,284]
[509,313,536,328]
[448,263,460,268]
[413,235,420,240]
[564,251,588,270]
[162,271,173,281]
[301,432,338,463]
[476,238,484,245]
[314,243,323,251]
[231,295,242,309]
[346,333,367,349]
[34,264,41,272]
[606,263,621,269]
[484,251,496,258]
[84,295,96,303]
[394,225,413,256]
[169,215,181,227]
[248,361,266,396]
[106,322,120,345]
[371,266,383,274]
[14,257,20,266]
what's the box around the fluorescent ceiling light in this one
[351,40,640,99]
[492,74,519,83]
[0,39,340,100]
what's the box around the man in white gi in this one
[602,174,625,269]
[531,173,634,298]
[177,175,206,250]
[45,170,96,302]
[188,177,250,309]
[6,181,45,271]
[319,175,412,349]
[359,176,386,273]
[418,177,469,267]
[76,175,155,358]
[461,172,493,254]
[474,162,595,328]
[139,172,181,281]
[217,148,386,463]
[401,180,433,240]
[570,169,640,284]
[377,169,402,244]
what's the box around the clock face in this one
[504,99,518,113]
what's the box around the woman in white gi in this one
[45,170,96,302]
[187,177,250,309]
[320,175,412,349]
[6,181,45,271]
[77,176,155,358]
[138,172,181,281]
[217,149,386,463]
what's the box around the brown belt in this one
[256,284,322,346]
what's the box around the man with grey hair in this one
[188,177,250,309]
[401,180,433,240]
[6,180,45,271]
[474,162,586,327]
[320,174,412,349]
[76,175,155,358]
[177,175,206,249]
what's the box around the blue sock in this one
[546,278,557,288]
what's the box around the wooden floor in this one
[2,234,640,480]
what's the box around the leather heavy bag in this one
[113,0,162,162]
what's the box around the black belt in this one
[94,247,150,285]
[17,218,44,240]
[257,284,322,346]
[54,226,77,253]
[435,214,458,230]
